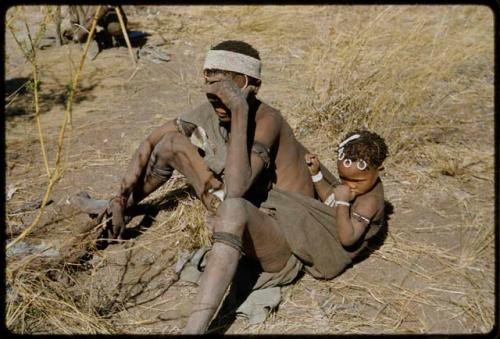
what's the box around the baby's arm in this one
[305,154,334,202]
[334,185,379,247]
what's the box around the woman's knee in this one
[146,134,179,181]
[152,132,182,164]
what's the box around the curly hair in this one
[208,40,261,86]
[339,129,388,169]
[211,40,260,60]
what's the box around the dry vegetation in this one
[5,5,495,334]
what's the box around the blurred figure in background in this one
[56,6,127,59]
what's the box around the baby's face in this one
[337,159,380,196]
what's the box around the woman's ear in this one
[253,79,261,95]
[377,165,385,176]
[242,76,261,96]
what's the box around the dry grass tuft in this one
[6,256,116,333]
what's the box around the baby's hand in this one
[305,153,320,175]
[333,184,356,202]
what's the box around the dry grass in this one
[5,5,494,335]
[6,265,116,333]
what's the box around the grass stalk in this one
[7,6,102,251]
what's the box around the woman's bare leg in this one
[183,197,291,334]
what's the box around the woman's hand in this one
[108,196,127,239]
[204,77,255,113]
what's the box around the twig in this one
[6,6,22,28]
[67,5,101,126]
[115,6,136,68]
[7,6,102,251]
[24,21,52,179]
[73,23,90,34]
[5,79,30,102]
[126,65,140,82]
[54,5,62,46]
[33,6,54,48]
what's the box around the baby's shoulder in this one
[355,182,384,210]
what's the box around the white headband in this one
[203,50,261,80]
[339,134,360,148]
[338,134,368,171]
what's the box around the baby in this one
[305,130,388,248]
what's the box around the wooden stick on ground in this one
[55,5,63,46]
[115,6,136,68]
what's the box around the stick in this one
[67,5,101,126]
[115,6,136,67]
[55,5,63,46]
[24,21,51,179]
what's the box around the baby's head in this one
[336,130,388,195]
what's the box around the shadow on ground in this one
[5,77,98,119]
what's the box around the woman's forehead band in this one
[204,50,261,80]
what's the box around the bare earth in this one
[5,5,495,335]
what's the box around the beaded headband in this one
[337,134,368,171]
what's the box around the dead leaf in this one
[6,184,18,201]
